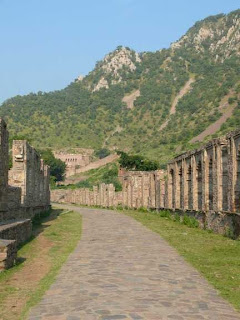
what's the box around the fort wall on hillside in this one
[54,149,94,177]
[51,130,240,239]
[0,119,51,271]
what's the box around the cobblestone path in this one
[28,205,240,320]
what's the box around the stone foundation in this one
[0,219,32,247]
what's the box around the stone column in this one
[202,149,209,211]
[166,165,173,209]
[227,136,237,212]
[174,162,180,209]
[0,119,9,214]
[182,159,188,210]
[191,155,198,211]
[93,186,98,206]
[142,173,150,208]
[108,184,115,207]
[213,144,223,211]
[149,173,156,208]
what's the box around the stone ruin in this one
[51,129,240,238]
[0,119,51,271]
[54,149,94,177]
[51,169,166,210]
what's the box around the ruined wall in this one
[0,119,51,270]
[8,140,51,218]
[51,170,165,210]
[54,149,94,177]
[51,129,240,239]
[165,131,240,238]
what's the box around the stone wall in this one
[54,149,94,177]
[0,118,51,270]
[165,130,240,238]
[51,169,165,209]
[51,129,240,238]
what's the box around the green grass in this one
[55,162,122,191]
[0,208,82,320]
[21,210,82,319]
[123,209,240,311]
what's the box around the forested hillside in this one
[1,9,239,166]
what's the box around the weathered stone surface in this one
[0,118,51,271]
[0,219,32,247]
[0,239,17,271]
[51,130,240,238]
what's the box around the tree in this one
[95,148,111,159]
[117,151,159,171]
[39,149,66,182]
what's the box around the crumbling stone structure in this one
[51,169,165,209]
[166,131,240,236]
[54,149,94,177]
[0,119,51,271]
[51,129,240,238]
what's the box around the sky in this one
[0,0,239,103]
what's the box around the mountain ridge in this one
[0,9,239,166]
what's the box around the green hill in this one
[1,9,240,166]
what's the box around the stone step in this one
[0,219,32,247]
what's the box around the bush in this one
[95,148,111,159]
[183,214,199,228]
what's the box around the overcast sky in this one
[0,0,239,103]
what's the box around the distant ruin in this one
[0,119,50,271]
[51,130,240,238]
[54,149,94,177]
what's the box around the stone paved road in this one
[28,205,240,320]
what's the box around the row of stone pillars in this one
[166,131,240,213]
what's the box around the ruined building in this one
[51,130,240,238]
[54,149,94,177]
[0,119,50,271]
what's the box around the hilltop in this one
[0,9,239,166]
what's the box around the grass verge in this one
[122,208,240,311]
[0,208,82,320]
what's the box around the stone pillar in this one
[44,165,50,206]
[108,184,115,207]
[182,159,188,210]
[202,149,209,211]
[166,165,173,209]
[149,173,156,208]
[122,179,128,207]
[39,160,44,206]
[0,119,9,214]
[213,144,223,211]
[142,173,150,208]
[127,180,132,208]
[174,162,180,209]
[93,186,98,206]
[99,184,106,206]
[228,137,237,212]
[191,155,198,211]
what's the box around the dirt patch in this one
[122,89,140,109]
[191,90,239,143]
[159,77,195,131]
[0,216,56,320]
